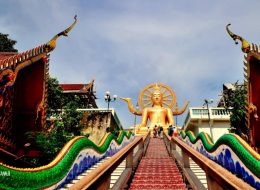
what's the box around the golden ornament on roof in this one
[226,23,250,53]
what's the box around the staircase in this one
[129,138,187,189]
[176,145,208,189]
[110,159,126,188]
[61,157,112,189]
[189,158,208,189]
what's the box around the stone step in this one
[130,138,186,189]
[109,159,126,188]
[61,157,112,189]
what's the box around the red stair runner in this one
[129,138,186,190]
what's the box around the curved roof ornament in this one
[46,15,78,51]
[226,23,250,53]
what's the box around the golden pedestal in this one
[135,126,149,135]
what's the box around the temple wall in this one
[81,111,121,144]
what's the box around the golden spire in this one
[226,23,250,53]
[154,83,161,92]
[46,15,78,51]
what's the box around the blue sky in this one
[1,1,260,128]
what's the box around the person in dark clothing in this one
[168,125,174,137]
[153,125,157,138]
[158,126,163,138]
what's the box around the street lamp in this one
[104,91,117,111]
[104,91,117,130]
[134,102,139,135]
[175,102,179,127]
[203,99,214,141]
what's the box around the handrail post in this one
[138,139,144,156]
[126,149,134,170]
[96,175,111,190]
[142,134,150,156]
[163,132,172,156]
[182,149,190,168]
[206,173,224,190]
[168,137,171,156]
[171,138,176,160]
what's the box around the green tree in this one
[47,77,63,116]
[25,77,85,166]
[225,84,249,142]
[0,32,18,52]
[25,121,71,166]
[62,96,84,136]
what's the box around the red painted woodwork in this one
[13,59,45,149]
[60,84,85,91]
[248,57,260,149]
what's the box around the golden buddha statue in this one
[121,83,189,135]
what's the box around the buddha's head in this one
[151,84,162,106]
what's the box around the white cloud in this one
[1,0,259,128]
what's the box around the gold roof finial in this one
[226,23,250,53]
[46,15,78,51]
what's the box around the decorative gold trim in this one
[233,134,260,160]
[98,133,111,146]
[0,136,84,171]
[0,16,77,71]
[82,79,95,92]
[46,15,77,51]
[138,83,176,109]
[226,23,250,53]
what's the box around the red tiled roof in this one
[0,44,47,70]
[59,84,85,91]
[59,80,95,93]
[0,52,17,61]
[0,16,77,71]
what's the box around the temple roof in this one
[0,16,77,71]
[59,80,97,108]
[0,44,49,70]
[0,52,18,61]
[60,80,95,93]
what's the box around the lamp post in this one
[134,102,139,135]
[104,91,117,130]
[175,102,179,127]
[203,99,214,141]
[104,91,117,110]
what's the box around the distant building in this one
[182,83,235,142]
[182,107,231,142]
[217,82,243,107]
[59,80,98,108]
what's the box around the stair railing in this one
[69,133,149,190]
[163,132,254,190]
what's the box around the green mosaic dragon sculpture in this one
[179,130,260,189]
[0,131,133,189]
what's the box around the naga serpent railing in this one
[163,130,260,190]
[0,131,136,189]
[69,133,149,190]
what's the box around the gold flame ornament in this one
[226,23,250,53]
[46,15,78,51]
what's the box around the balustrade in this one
[183,107,231,130]
[163,132,254,190]
[68,134,150,190]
